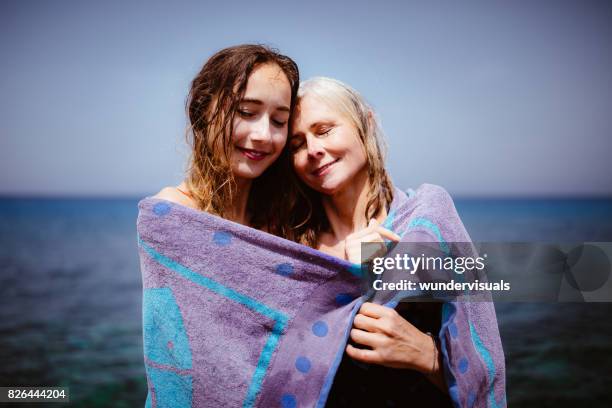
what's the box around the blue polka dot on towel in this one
[467,390,476,407]
[212,231,232,246]
[281,393,297,408]
[335,293,353,306]
[153,202,171,216]
[448,322,458,338]
[295,356,311,373]
[312,321,328,337]
[459,357,469,374]
[275,263,293,276]
[449,388,459,405]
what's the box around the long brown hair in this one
[285,77,394,247]
[184,44,299,233]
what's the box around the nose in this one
[249,115,272,142]
[306,135,325,159]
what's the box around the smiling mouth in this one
[237,147,270,161]
[312,159,340,177]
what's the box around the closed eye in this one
[317,127,333,136]
[238,109,254,118]
[272,118,287,128]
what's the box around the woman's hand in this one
[346,302,435,373]
[344,219,401,264]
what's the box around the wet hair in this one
[285,77,394,247]
[184,44,299,233]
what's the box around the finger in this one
[350,219,382,240]
[350,328,384,348]
[353,313,381,332]
[375,226,401,242]
[359,302,396,319]
[346,344,380,364]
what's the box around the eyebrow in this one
[308,121,334,131]
[241,98,290,112]
[291,121,334,137]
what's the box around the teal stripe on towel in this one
[469,322,501,408]
[139,239,288,323]
[139,238,289,408]
[243,319,286,408]
[407,217,450,255]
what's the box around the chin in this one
[305,178,345,196]
[233,165,267,180]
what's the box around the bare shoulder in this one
[153,186,197,209]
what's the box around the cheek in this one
[343,135,367,167]
[231,119,247,142]
[272,129,288,150]
[353,146,367,168]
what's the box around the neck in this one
[321,169,386,242]
[226,177,252,225]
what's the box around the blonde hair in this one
[287,77,394,246]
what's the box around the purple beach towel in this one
[137,183,506,407]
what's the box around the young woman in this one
[287,77,455,405]
[155,44,299,233]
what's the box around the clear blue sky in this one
[1,0,611,197]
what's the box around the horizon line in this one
[1,192,612,201]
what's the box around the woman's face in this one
[231,63,292,180]
[290,94,367,195]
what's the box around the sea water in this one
[0,197,611,406]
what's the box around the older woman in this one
[286,77,505,407]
